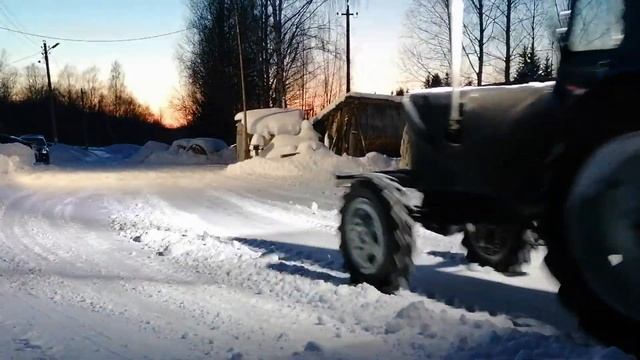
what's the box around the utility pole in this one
[80,88,89,149]
[235,1,249,160]
[42,40,60,143]
[341,0,356,94]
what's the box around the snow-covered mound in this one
[0,143,34,174]
[261,120,322,159]
[94,144,141,160]
[169,138,228,155]
[130,140,236,166]
[235,108,303,137]
[128,141,171,163]
[227,147,398,184]
[49,144,100,164]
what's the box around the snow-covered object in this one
[129,140,235,166]
[169,138,228,155]
[129,141,171,163]
[261,120,322,159]
[227,147,398,184]
[0,143,33,174]
[311,92,403,124]
[49,144,101,164]
[235,108,303,137]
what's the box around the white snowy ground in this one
[0,145,633,359]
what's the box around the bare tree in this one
[56,64,79,105]
[22,63,47,100]
[490,0,526,82]
[108,61,126,116]
[463,0,497,85]
[0,50,19,101]
[401,0,451,84]
[81,66,101,111]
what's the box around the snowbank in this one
[261,120,322,159]
[226,147,398,184]
[0,143,34,174]
[169,138,228,155]
[235,108,303,137]
[96,144,141,160]
[130,140,236,166]
[49,144,100,164]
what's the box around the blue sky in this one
[1,0,410,116]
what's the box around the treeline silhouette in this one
[0,54,191,146]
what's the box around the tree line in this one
[0,50,181,146]
[402,0,571,88]
[175,0,347,145]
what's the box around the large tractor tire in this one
[339,180,413,293]
[546,132,640,355]
[462,223,530,272]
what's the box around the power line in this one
[0,25,190,43]
[10,50,41,64]
[0,2,39,46]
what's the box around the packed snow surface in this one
[0,142,633,359]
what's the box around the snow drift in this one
[0,143,34,174]
[226,147,398,183]
[130,140,236,166]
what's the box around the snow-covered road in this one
[0,164,631,359]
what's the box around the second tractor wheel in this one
[462,224,529,272]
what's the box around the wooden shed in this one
[312,92,407,157]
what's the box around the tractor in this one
[338,0,639,353]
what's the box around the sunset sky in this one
[2,0,410,123]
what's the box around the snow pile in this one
[94,144,141,160]
[261,120,322,159]
[128,141,170,163]
[235,108,303,137]
[226,147,398,183]
[110,197,260,261]
[129,139,235,166]
[49,144,100,164]
[169,138,228,154]
[0,143,34,174]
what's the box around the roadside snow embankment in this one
[226,147,398,184]
[0,143,34,174]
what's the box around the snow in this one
[169,137,228,154]
[0,143,34,173]
[0,142,634,359]
[129,139,235,166]
[261,120,322,159]
[227,148,398,184]
[311,92,403,123]
[235,108,303,137]
[410,81,556,96]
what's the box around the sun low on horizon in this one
[1,0,409,127]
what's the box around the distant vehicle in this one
[0,134,50,165]
[19,135,51,164]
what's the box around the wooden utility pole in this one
[235,1,249,160]
[341,0,356,94]
[43,41,60,143]
[80,88,89,149]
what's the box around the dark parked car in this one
[0,134,50,165]
[20,135,51,164]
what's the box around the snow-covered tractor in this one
[338,0,639,353]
